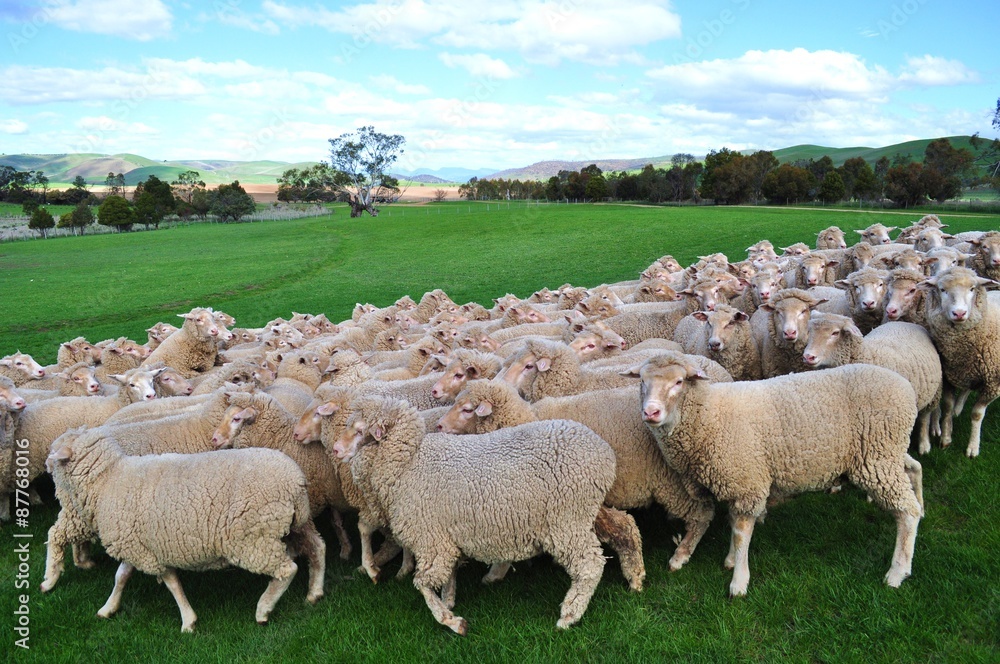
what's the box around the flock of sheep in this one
[0,213,997,635]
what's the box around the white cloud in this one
[76,115,158,134]
[0,119,29,134]
[370,74,431,95]
[262,0,681,65]
[898,55,979,86]
[43,0,172,41]
[216,9,280,35]
[0,64,206,105]
[439,53,518,80]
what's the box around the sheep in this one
[913,227,953,253]
[18,362,104,403]
[56,337,102,368]
[0,352,47,386]
[94,338,147,382]
[454,323,501,353]
[1,381,26,522]
[190,358,264,395]
[794,254,840,288]
[749,288,827,378]
[674,305,762,381]
[331,395,621,633]
[600,279,730,347]
[150,364,194,398]
[923,246,971,276]
[41,427,325,631]
[145,322,179,350]
[885,247,925,272]
[781,242,811,257]
[265,351,329,416]
[920,267,1000,457]
[967,231,1000,282]
[322,350,375,387]
[802,313,943,453]
[141,307,221,378]
[625,353,923,596]
[882,268,929,327]
[438,379,713,572]
[208,390,354,561]
[816,226,848,250]
[499,338,639,401]
[428,349,504,402]
[730,265,784,318]
[836,267,889,334]
[370,338,450,381]
[856,223,898,245]
[623,278,682,304]
[410,289,454,324]
[566,323,630,363]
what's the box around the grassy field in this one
[1,202,998,662]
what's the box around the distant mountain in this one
[486,157,674,181]
[393,167,498,183]
[767,136,980,168]
[394,173,451,184]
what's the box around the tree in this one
[28,207,55,238]
[209,181,256,223]
[818,170,846,204]
[171,170,206,205]
[277,164,339,202]
[761,164,815,204]
[58,200,94,235]
[98,195,135,232]
[744,151,779,203]
[838,157,872,201]
[64,175,91,205]
[104,172,126,199]
[32,171,49,203]
[432,189,448,202]
[584,173,609,201]
[327,126,405,217]
[190,187,211,219]
[885,163,926,208]
[134,192,163,230]
[21,198,39,217]
[874,156,891,202]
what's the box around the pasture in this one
[1,202,998,662]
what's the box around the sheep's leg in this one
[97,562,135,619]
[954,389,972,417]
[396,548,415,580]
[552,534,606,630]
[41,518,72,592]
[594,505,645,591]
[293,521,326,605]
[72,541,95,569]
[728,514,756,597]
[939,387,956,448]
[440,569,458,610]
[930,402,942,439]
[256,562,298,625]
[885,512,920,588]
[414,552,466,635]
[965,394,995,458]
[916,407,933,456]
[481,562,512,584]
[28,486,42,505]
[903,454,924,514]
[161,569,198,633]
[329,510,352,561]
[357,518,381,583]
[670,514,712,573]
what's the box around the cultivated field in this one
[1,202,997,662]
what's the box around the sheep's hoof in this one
[181,622,197,633]
[447,617,468,636]
[76,560,96,570]
[728,581,748,598]
[918,443,930,455]
[40,579,55,593]
[96,608,114,619]
[884,568,909,588]
[966,446,979,458]
[556,613,578,630]
[306,591,323,605]
[338,545,352,561]
[668,551,690,572]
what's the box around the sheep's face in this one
[211,405,256,449]
[764,296,822,344]
[857,224,896,245]
[781,243,810,257]
[293,401,325,444]
[157,369,193,396]
[431,360,483,401]
[851,243,876,269]
[924,269,993,323]
[436,394,484,434]
[333,416,368,461]
[625,358,707,435]
[802,316,861,367]
[64,366,102,395]
[181,309,221,340]
[531,288,555,303]
[113,368,162,402]
[498,351,544,395]
[687,281,725,313]
[1,353,45,379]
[883,277,922,321]
[658,256,683,273]
[847,275,887,312]
[971,233,1000,269]
[751,271,783,306]
[914,228,949,253]
[0,383,26,411]
[798,256,832,287]
[891,251,923,271]
[817,227,847,250]
[923,248,968,276]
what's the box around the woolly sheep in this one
[18,362,104,403]
[42,428,325,631]
[428,349,504,402]
[56,337,102,368]
[802,314,943,453]
[190,358,264,395]
[816,226,847,250]
[923,246,971,276]
[625,353,923,596]
[882,268,929,326]
[322,350,375,387]
[331,395,621,633]
[264,351,329,416]
[835,267,889,334]
[920,267,1000,457]
[913,227,953,253]
[749,288,827,378]
[675,305,762,381]
[370,338,450,381]
[141,307,221,378]
[0,352,46,386]
[145,322,179,350]
[95,338,147,382]
[856,223,897,245]
[600,279,730,347]
[967,231,1000,282]
[438,379,712,572]
[499,338,638,401]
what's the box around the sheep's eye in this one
[233,417,242,423]
[524,363,534,370]
[908,288,917,295]
[832,330,840,336]
[129,383,137,388]
[454,373,464,380]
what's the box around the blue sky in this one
[0,0,996,171]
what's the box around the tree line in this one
[1,167,258,238]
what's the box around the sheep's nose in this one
[886,306,899,319]
[642,406,662,423]
[436,423,444,431]
[708,340,722,351]
[951,309,968,321]
[803,353,818,365]
[783,330,798,340]
[861,300,876,310]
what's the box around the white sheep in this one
[499,338,639,401]
[920,267,1000,457]
[967,231,1000,282]
[674,305,762,381]
[625,353,923,596]
[816,226,847,250]
[802,313,943,453]
[0,352,46,386]
[856,223,898,245]
[331,395,620,633]
[141,307,221,378]
[835,267,889,334]
[749,288,827,378]
[42,427,325,632]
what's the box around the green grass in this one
[1,202,998,662]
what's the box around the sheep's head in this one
[435,380,511,434]
[781,242,811,257]
[923,246,971,276]
[431,351,499,401]
[620,353,708,435]
[0,378,27,412]
[802,313,862,367]
[691,305,750,353]
[760,289,827,343]
[920,267,996,324]
[969,231,1000,270]
[856,223,897,245]
[797,255,838,287]
[178,308,221,340]
[58,363,103,395]
[211,404,258,449]
[110,367,164,402]
[883,268,925,321]
[890,249,923,272]
[0,352,46,380]
[816,226,847,250]
[637,278,682,302]
[836,268,888,313]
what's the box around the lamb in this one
[836,267,889,334]
[209,390,354,561]
[856,223,897,245]
[0,352,47,385]
[41,427,325,631]
[265,351,329,416]
[920,267,1000,457]
[438,379,713,572]
[331,395,622,633]
[626,353,923,596]
[802,314,943,453]
[885,247,925,272]
[794,254,840,288]
[816,226,847,250]
[322,350,375,387]
[623,278,682,304]
[730,266,784,318]
[499,338,639,401]
[370,338,450,381]
[923,246,971,276]
[150,364,194,397]
[600,279,730,347]
[913,227,953,253]
[566,323,632,363]
[674,305,762,381]
[190,358,264,395]
[141,307,221,378]
[749,288,827,378]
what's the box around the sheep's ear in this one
[618,365,643,378]
[178,313,191,320]
[54,371,70,380]
[474,401,493,417]
[975,276,999,289]
[371,424,386,441]
[235,407,258,424]
[886,226,898,232]
[825,260,840,268]
[687,366,710,381]
[418,346,432,357]
[809,298,829,309]
[50,444,74,462]
[536,358,552,372]
[108,347,125,356]
[734,311,750,322]
[854,230,865,236]
[0,358,13,367]
[917,277,938,292]
[109,373,127,384]
[834,279,849,290]
[465,365,480,379]
[316,402,340,417]
[692,311,710,322]
[150,367,167,377]
[844,322,863,338]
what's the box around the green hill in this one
[770,135,980,167]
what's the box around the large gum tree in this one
[327,126,405,217]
